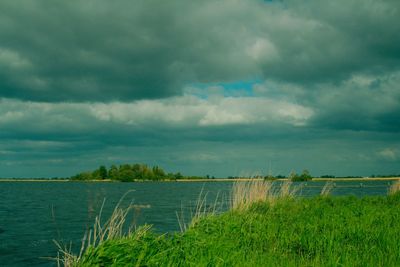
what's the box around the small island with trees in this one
[70,164,315,182]
[69,164,400,182]
[70,164,204,182]
[1,165,398,182]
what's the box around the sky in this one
[0,0,399,178]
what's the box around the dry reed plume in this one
[389,180,400,195]
[231,180,298,211]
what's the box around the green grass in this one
[74,192,400,267]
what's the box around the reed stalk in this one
[177,188,224,232]
[320,182,334,197]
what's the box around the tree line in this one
[70,164,202,182]
[227,170,313,182]
[263,169,313,182]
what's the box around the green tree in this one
[152,166,166,179]
[119,164,135,182]
[174,172,183,179]
[131,164,142,179]
[92,169,101,179]
[289,171,300,182]
[300,169,312,181]
[108,165,119,180]
[290,170,312,182]
[71,171,93,180]
[264,174,277,181]
[98,165,108,179]
[142,164,155,180]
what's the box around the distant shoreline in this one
[312,177,400,181]
[0,177,399,182]
[0,179,71,182]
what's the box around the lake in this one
[0,180,394,266]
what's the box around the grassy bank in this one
[62,182,400,266]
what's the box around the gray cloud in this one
[254,71,400,133]
[309,72,400,132]
[1,0,399,101]
[0,0,260,101]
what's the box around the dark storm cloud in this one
[1,0,400,178]
[1,0,399,101]
[0,0,260,101]
[265,0,400,83]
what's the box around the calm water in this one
[0,180,393,266]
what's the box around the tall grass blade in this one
[321,182,334,197]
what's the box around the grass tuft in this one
[56,190,142,266]
[231,180,274,210]
[177,187,227,232]
[231,180,299,211]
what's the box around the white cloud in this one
[378,148,397,161]
[0,110,24,123]
[184,152,221,163]
[246,37,279,62]
[0,48,31,69]
[0,94,313,133]
[89,95,313,127]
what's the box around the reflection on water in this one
[0,180,395,266]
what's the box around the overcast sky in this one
[1,0,399,178]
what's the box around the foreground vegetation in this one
[60,181,400,266]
